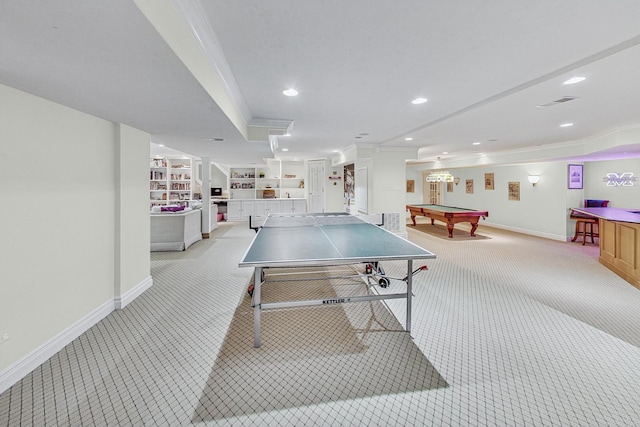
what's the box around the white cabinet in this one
[254,200,280,217]
[227,200,242,220]
[293,199,306,213]
[227,199,306,221]
[227,200,255,221]
[279,199,306,214]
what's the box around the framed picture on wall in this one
[406,180,415,193]
[485,173,494,190]
[446,182,453,192]
[508,181,520,201]
[466,179,473,194]
[568,164,583,189]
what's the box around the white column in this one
[201,157,212,236]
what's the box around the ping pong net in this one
[249,212,384,230]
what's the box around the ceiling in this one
[3,0,640,167]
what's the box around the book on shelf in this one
[170,173,191,180]
[150,182,167,190]
[151,158,167,168]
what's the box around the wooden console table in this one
[571,207,640,290]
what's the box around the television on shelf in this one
[211,187,222,197]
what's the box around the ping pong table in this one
[239,212,436,347]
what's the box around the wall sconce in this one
[527,175,540,186]
[454,177,460,185]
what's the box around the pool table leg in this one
[410,215,417,226]
[469,222,479,236]
[446,224,454,238]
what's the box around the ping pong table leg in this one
[253,267,262,348]
[406,260,412,334]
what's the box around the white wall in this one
[408,158,640,240]
[584,158,640,207]
[409,162,577,240]
[452,162,572,239]
[116,124,152,301]
[405,166,424,206]
[0,84,151,391]
[333,146,416,234]
[210,164,227,189]
[368,150,410,216]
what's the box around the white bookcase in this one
[168,158,192,203]
[229,167,256,200]
[150,157,193,207]
[150,157,168,206]
[224,160,307,221]
[229,160,306,200]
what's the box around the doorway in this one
[421,172,442,204]
[308,160,325,212]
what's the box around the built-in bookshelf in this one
[150,157,168,206]
[150,157,193,207]
[168,159,192,203]
[151,158,304,206]
[228,160,305,200]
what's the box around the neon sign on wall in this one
[603,172,637,187]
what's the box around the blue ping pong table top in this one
[239,214,436,268]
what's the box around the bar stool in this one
[570,199,609,245]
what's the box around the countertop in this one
[571,207,640,224]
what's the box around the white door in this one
[308,160,325,213]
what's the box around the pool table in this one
[407,204,489,238]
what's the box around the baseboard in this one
[484,222,567,241]
[115,275,153,309]
[0,299,115,394]
[0,276,153,394]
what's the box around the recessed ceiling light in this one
[442,152,448,154]
[405,137,413,141]
[158,144,164,147]
[563,76,586,85]
[560,123,574,127]
[411,97,428,105]
[472,142,481,145]
[282,133,291,137]
[282,148,289,151]
[283,88,298,96]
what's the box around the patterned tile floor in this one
[1,220,640,426]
